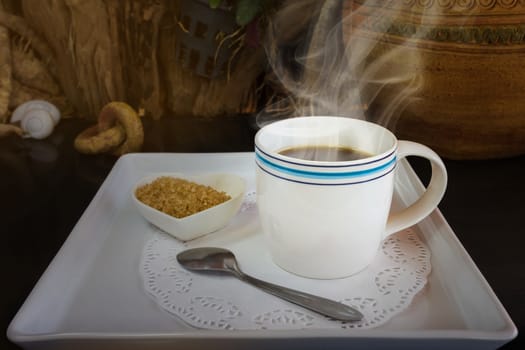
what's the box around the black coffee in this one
[279,145,371,161]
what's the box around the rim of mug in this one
[254,116,398,167]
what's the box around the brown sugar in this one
[135,177,231,218]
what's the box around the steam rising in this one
[258,0,425,129]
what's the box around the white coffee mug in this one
[255,116,447,279]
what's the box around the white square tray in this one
[7,153,517,350]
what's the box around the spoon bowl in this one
[177,247,238,272]
[176,247,363,322]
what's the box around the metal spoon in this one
[176,247,363,322]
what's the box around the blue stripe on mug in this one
[256,162,397,186]
[255,152,397,180]
[255,145,396,168]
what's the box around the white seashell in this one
[11,100,61,139]
[20,109,55,139]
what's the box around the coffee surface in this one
[279,145,371,161]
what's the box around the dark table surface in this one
[1,117,523,349]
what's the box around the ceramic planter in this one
[344,0,525,159]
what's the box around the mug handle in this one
[384,140,448,237]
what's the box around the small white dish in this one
[132,172,246,241]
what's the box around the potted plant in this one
[175,0,271,79]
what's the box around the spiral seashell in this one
[10,100,61,139]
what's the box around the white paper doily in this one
[140,191,431,330]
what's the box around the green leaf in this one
[235,0,262,26]
[209,0,222,9]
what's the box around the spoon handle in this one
[237,272,363,322]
